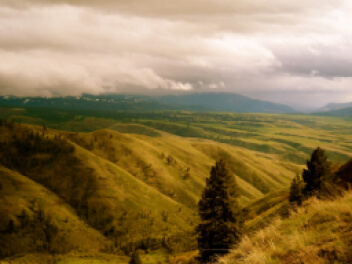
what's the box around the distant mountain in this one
[315,102,352,113]
[0,93,294,113]
[0,94,177,111]
[314,106,352,116]
[157,93,294,114]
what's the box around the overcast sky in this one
[0,0,352,109]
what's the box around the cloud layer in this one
[0,0,352,108]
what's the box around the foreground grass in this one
[220,192,352,264]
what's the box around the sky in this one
[0,0,352,109]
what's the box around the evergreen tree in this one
[302,147,331,198]
[289,174,304,206]
[196,159,243,263]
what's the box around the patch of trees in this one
[289,147,350,206]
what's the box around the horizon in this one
[0,91,346,111]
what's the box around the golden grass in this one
[220,192,352,264]
[64,128,300,209]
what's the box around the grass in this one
[220,192,352,264]
[0,166,109,257]
[1,109,352,263]
[64,127,299,208]
[4,107,352,165]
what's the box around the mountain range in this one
[2,93,352,115]
[0,93,294,114]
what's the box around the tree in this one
[302,147,331,198]
[129,250,142,264]
[289,174,304,206]
[196,159,243,263]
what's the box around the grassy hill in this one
[0,118,301,260]
[1,109,352,263]
[1,107,351,166]
[0,122,198,252]
[0,166,109,258]
[315,106,352,117]
[63,127,299,206]
[221,191,352,263]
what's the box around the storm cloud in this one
[0,0,351,108]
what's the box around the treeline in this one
[289,147,351,206]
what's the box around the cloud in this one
[0,0,352,108]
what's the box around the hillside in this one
[0,166,109,258]
[217,157,352,264]
[1,107,351,166]
[0,119,302,260]
[221,191,352,263]
[63,127,299,206]
[0,122,198,251]
[315,106,352,117]
[315,102,352,113]
[1,113,352,263]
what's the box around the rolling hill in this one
[315,102,352,113]
[0,165,109,258]
[315,106,352,117]
[0,116,306,258]
[0,119,301,260]
[1,109,352,263]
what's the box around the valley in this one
[0,108,352,263]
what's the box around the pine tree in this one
[289,174,304,206]
[302,147,331,198]
[196,159,243,263]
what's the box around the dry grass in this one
[220,192,352,263]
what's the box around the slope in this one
[63,126,300,207]
[221,192,352,264]
[0,166,109,258]
[315,102,352,112]
[315,106,352,117]
[0,121,196,251]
